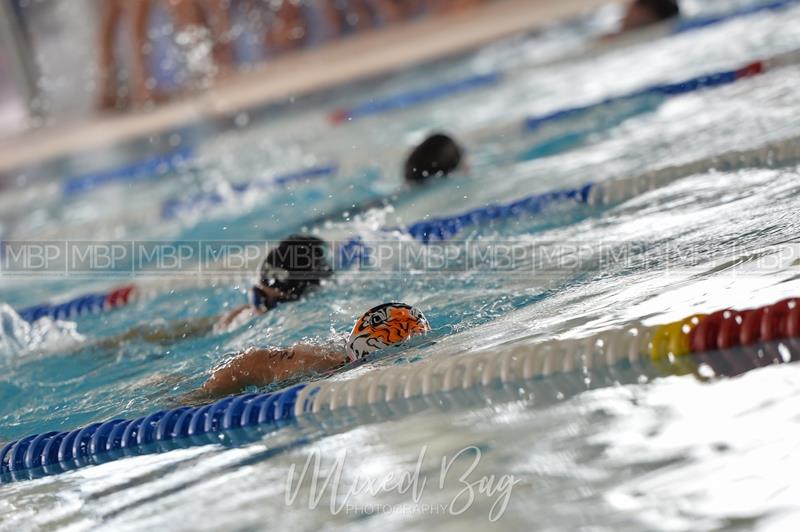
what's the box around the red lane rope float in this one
[105,285,137,309]
[686,298,800,353]
[16,284,138,323]
[651,298,800,360]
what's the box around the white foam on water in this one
[0,303,85,359]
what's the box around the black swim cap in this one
[635,0,680,20]
[404,133,464,185]
[260,235,332,300]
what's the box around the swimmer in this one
[95,235,332,348]
[194,302,431,399]
[216,234,333,329]
[618,0,680,33]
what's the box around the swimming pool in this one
[2,0,800,529]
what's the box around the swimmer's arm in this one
[214,304,256,330]
[214,287,285,331]
[95,316,217,349]
[200,345,348,398]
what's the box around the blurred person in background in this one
[97,0,495,110]
[430,0,486,14]
[260,0,437,54]
[617,0,680,33]
[98,0,234,110]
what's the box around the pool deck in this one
[0,0,617,174]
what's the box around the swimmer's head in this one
[622,0,679,30]
[257,235,332,306]
[404,133,464,185]
[346,302,431,362]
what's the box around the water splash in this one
[0,304,85,360]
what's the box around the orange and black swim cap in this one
[346,302,431,362]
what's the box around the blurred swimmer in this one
[95,235,332,348]
[617,0,680,33]
[196,302,431,398]
[404,132,465,185]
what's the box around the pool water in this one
[2,1,800,529]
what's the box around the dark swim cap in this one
[635,0,679,20]
[260,235,332,300]
[404,133,464,185]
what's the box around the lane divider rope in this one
[62,147,194,197]
[328,1,800,124]
[166,50,800,232]
[3,295,800,482]
[336,131,800,268]
[45,0,800,206]
[15,273,254,323]
[14,130,800,323]
[522,60,767,132]
[160,164,339,220]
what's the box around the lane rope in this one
[161,164,339,220]
[3,295,800,482]
[62,147,194,197]
[14,131,800,323]
[328,0,800,123]
[161,51,800,227]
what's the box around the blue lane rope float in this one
[524,61,764,132]
[329,0,800,124]
[673,0,800,33]
[4,296,800,482]
[329,72,503,124]
[0,383,308,482]
[333,180,596,267]
[14,131,800,323]
[62,147,194,197]
[406,184,594,244]
[160,164,338,220]
[16,285,136,324]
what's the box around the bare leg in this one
[205,0,236,78]
[168,0,206,26]
[345,0,375,31]
[371,0,403,24]
[319,0,345,39]
[168,0,218,91]
[396,0,423,18]
[265,0,308,53]
[97,0,126,110]
[130,0,156,106]
[432,0,483,15]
